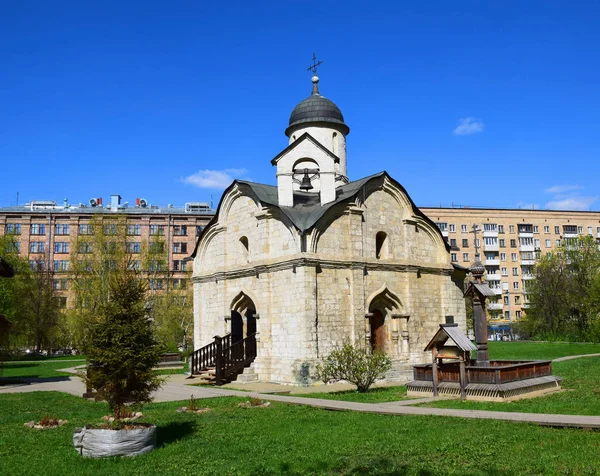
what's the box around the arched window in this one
[240,236,249,260]
[376,232,388,259]
[332,132,338,156]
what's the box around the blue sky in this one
[1,1,599,210]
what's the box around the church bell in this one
[299,169,313,191]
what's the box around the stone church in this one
[191,73,467,384]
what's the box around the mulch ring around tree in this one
[24,416,68,430]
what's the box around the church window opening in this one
[332,132,338,155]
[240,236,249,259]
[375,232,388,259]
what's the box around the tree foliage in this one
[84,272,164,418]
[316,342,392,393]
[526,236,600,341]
[0,234,62,352]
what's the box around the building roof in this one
[0,204,215,216]
[192,171,451,257]
[424,323,477,353]
[285,76,349,137]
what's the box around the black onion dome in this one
[285,76,350,137]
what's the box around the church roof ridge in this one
[191,172,450,258]
[270,132,340,166]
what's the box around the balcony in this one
[489,287,503,295]
[487,302,503,311]
[485,273,501,282]
[522,303,530,309]
[485,258,500,266]
[522,274,535,280]
[520,244,535,252]
[518,232,533,238]
[484,243,499,252]
[483,230,498,238]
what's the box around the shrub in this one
[316,342,392,393]
[84,273,164,419]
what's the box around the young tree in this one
[526,236,600,341]
[316,341,392,393]
[85,271,164,418]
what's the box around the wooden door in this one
[369,309,386,352]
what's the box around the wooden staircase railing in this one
[190,332,257,385]
[190,333,231,375]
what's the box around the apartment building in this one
[421,207,600,334]
[0,194,214,309]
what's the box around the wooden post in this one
[459,356,467,401]
[431,346,439,397]
[214,335,223,385]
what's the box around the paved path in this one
[553,353,600,362]
[2,354,600,429]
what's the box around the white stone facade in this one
[192,175,467,384]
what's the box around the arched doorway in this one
[231,311,244,344]
[245,309,257,337]
[369,309,386,352]
[230,291,257,341]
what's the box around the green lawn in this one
[1,392,600,475]
[488,341,600,360]
[0,360,84,379]
[298,385,408,403]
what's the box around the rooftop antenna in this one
[210,194,213,209]
[16,192,19,206]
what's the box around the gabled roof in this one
[192,171,450,257]
[424,324,477,353]
[464,282,497,298]
[270,132,340,166]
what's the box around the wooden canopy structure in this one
[424,323,476,400]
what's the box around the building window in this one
[450,238,457,247]
[462,239,469,247]
[55,296,67,308]
[196,225,205,235]
[5,223,22,234]
[588,226,593,235]
[501,267,508,276]
[148,260,164,271]
[149,279,164,290]
[149,242,165,253]
[79,224,94,235]
[7,241,20,253]
[173,242,188,254]
[554,226,559,234]
[54,242,69,254]
[515,295,521,304]
[375,232,388,259]
[78,243,93,254]
[126,242,141,254]
[436,222,448,232]
[510,239,516,248]
[556,239,561,247]
[499,239,505,248]
[515,310,522,319]
[597,227,600,234]
[511,253,518,261]
[578,226,583,234]
[54,224,70,235]
[509,225,515,233]
[503,295,509,304]
[500,253,506,261]
[30,224,46,235]
[172,278,188,289]
[172,260,188,271]
[128,260,141,271]
[512,267,519,276]
[534,239,540,248]
[451,253,457,262]
[150,225,165,236]
[545,239,551,247]
[53,260,69,271]
[127,224,141,236]
[29,242,45,253]
[498,225,504,233]
[29,260,45,271]
[462,253,469,262]
[533,226,539,233]
[449,224,456,232]
[461,224,467,232]
[103,224,117,235]
[513,282,519,290]
[173,225,187,236]
[52,279,69,290]
[544,226,550,233]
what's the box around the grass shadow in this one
[157,420,196,448]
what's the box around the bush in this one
[316,342,392,393]
[84,274,164,419]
